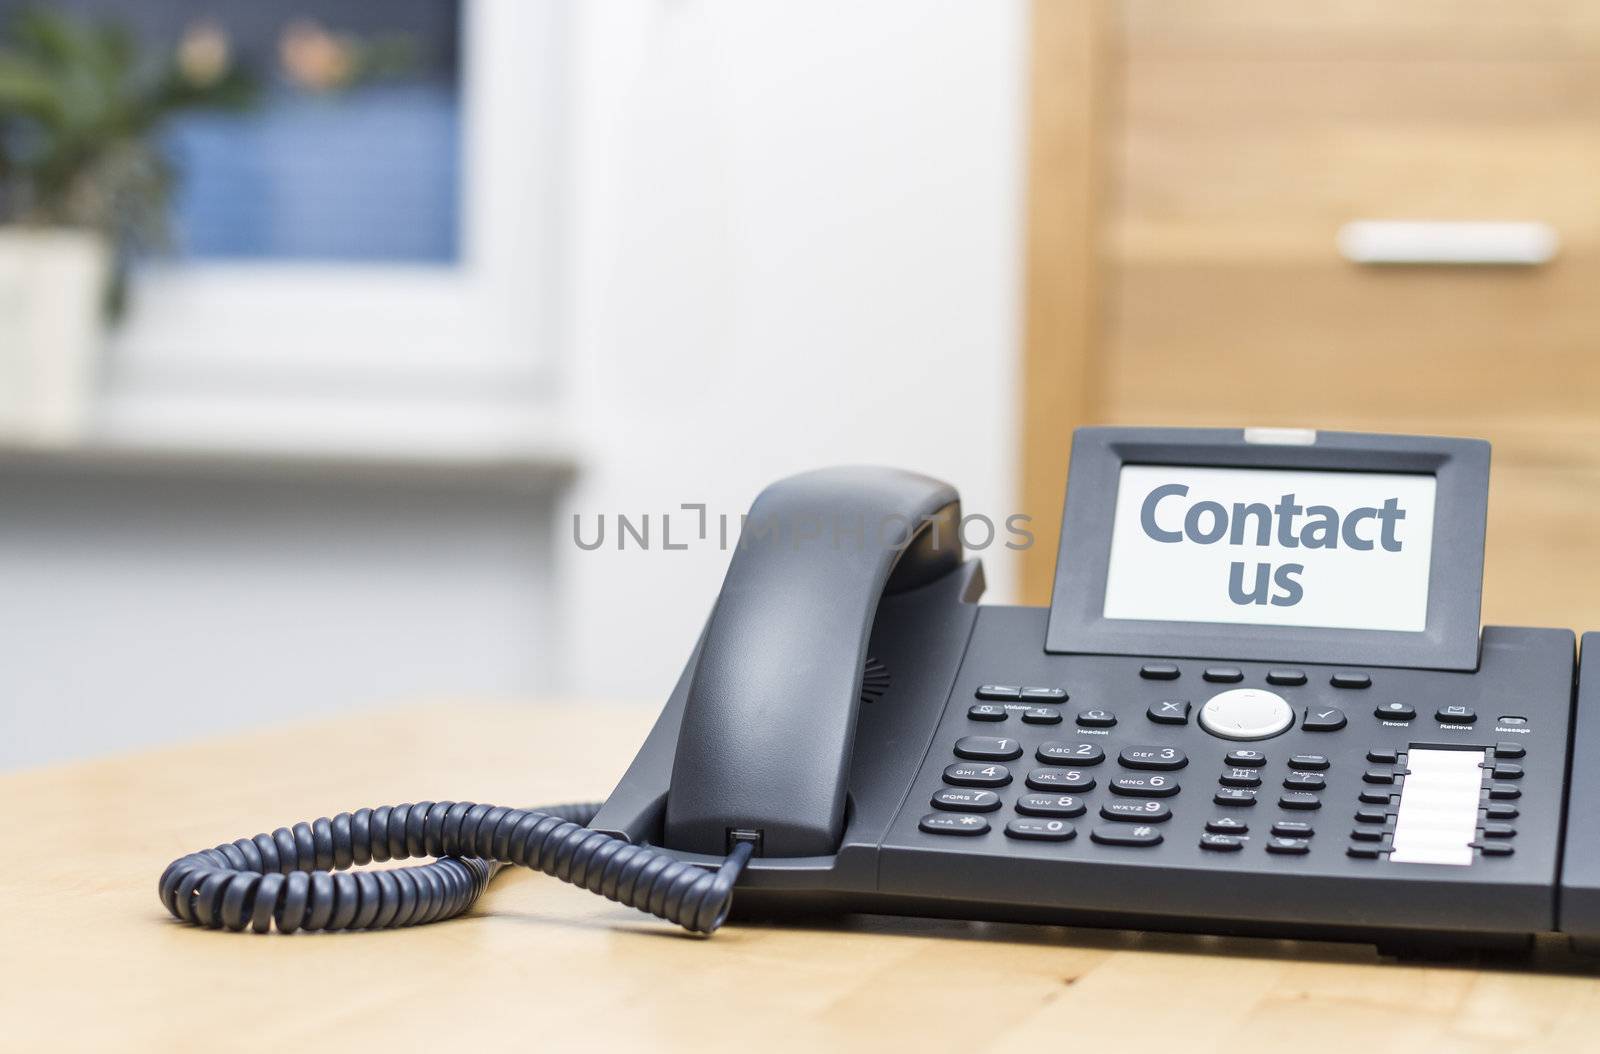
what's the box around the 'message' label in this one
[1102,465,1437,633]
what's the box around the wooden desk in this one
[4,703,1598,1051]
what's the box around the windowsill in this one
[0,392,582,489]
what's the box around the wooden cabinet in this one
[1022,0,1600,634]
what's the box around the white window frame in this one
[106,0,568,439]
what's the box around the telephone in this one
[160,427,1600,956]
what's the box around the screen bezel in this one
[1044,428,1488,671]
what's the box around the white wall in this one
[553,1,1028,701]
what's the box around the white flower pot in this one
[0,227,111,445]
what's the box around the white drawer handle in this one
[1337,220,1558,266]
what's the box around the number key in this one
[954,736,1023,761]
[1119,746,1188,770]
[1111,773,1179,797]
[1037,742,1106,766]
[944,762,1012,787]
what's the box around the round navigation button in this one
[1198,688,1294,741]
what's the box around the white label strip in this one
[1387,748,1483,866]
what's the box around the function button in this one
[1215,788,1257,806]
[1289,754,1330,770]
[1148,699,1192,725]
[1020,686,1067,702]
[1219,768,1263,788]
[1493,742,1526,759]
[1354,809,1389,824]
[1119,746,1188,771]
[1436,705,1477,724]
[1490,763,1524,780]
[1499,716,1528,727]
[1091,825,1163,847]
[1266,669,1308,686]
[1366,748,1400,764]
[1027,768,1095,792]
[1362,770,1397,785]
[1485,803,1519,820]
[1279,793,1322,811]
[1374,702,1416,721]
[955,736,1023,761]
[1005,817,1076,841]
[1016,793,1087,817]
[1200,833,1244,851]
[1110,774,1180,797]
[1203,667,1244,683]
[975,685,1021,701]
[1226,749,1268,767]
[1199,689,1294,741]
[1283,772,1326,791]
[1272,821,1314,837]
[1101,799,1172,822]
[1349,827,1384,843]
[1076,708,1117,728]
[968,703,1009,722]
[1022,706,1063,725]
[1477,843,1515,857]
[1330,672,1372,689]
[1267,837,1311,854]
[1301,706,1347,732]
[1488,784,1522,800]
[920,813,989,836]
[1140,663,1181,681]
[1359,790,1394,805]
[1036,742,1106,767]
[1206,817,1249,834]
[932,788,1002,812]
[944,762,1012,787]
[1347,844,1382,858]
[1481,823,1517,839]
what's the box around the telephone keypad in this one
[1272,821,1314,837]
[954,736,1023,761]
[1375,702,1415,720]
[1215,789,1257,806]
[1354,809,1389,824]
[944,762,1012,787]
[1200,833,1244,851]
[1203,667,1244,683]
[1075,709,1117,728]
[975,685,1022,701]
[1015,793,1086,817]
[1279,793,1321,811]
[1036,742,1105,766]
[1101,800,1171,822]
[1006,817,1076,841]
[967,704,1008,722]
[1020,687,1068,702]
[1266,668,1308,686]
[1359,790,1394,805]
[920,813,990,836]
[1026,769,1094,791]
[1436,704,1476,723]
[1022,706,1062,725]
[1330,672,1372,689]
[1493,742,1526,759]
[1349,828,1384,842]
[1289,754,1330,770]
[1140,663,1181,681]
[1489,784,1522,800]
[1219,768,1262,788]
[1283,773,1326,791]
[1485,804,1519,820]
[1366,748,1400,764]
[932,789,1002,812]
[1110,774,1179,797]
[1206,818,1248,834]
[1491,763,1524,780]
[1119,746,1187,770]
[1225,749,1267,767]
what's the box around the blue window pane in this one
[166,85,460,262]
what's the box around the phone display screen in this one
[1102,464,1438,633]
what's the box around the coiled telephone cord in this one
[158,801,754,936]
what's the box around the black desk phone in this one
[162,427,1600,957]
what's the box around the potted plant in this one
[0,9,253,445]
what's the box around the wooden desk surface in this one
[4,703,1599,1052]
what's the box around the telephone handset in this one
[161,428,1600,957]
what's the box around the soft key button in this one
[1198,689,1293,741]
[1388,748,1484,866]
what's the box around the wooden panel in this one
[1093,0,1600,630]
[1017,0,1108,605]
